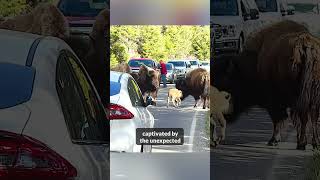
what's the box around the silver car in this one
[167,60,192,80]
[0,30,109,180]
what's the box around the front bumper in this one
[213,39,239,57]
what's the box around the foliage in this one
[0,0,55,17]
[110,25,210,66]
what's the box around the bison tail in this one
[294,33,320,116]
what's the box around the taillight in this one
[0,130,77,180]
[109,104,134,120]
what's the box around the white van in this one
[211,0,260,57]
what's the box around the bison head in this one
[175,79,189,100]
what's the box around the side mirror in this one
[187,64,191,68]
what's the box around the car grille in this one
[211,23,222,39]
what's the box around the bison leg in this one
[194,96,200,108]
[202,97,207,109]
[267,108,287,146]
[217,112,227,144]
[210,113,219,147]
[296,113,308,150]
[311,111,320,149]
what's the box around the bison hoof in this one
[296,144,306,150]
[267,138,280,146]
[210,141,219,148]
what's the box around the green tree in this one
[191,26,210,61]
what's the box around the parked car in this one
[188,59,201,69]
[110,71,154,153]
[128,58,158,73]
[255,0,283,24]
[167,60,191,80]
[165,63,177,83]
[200,61,210,72]
[57,0,108,33]
[0,29,109,180]
[211,0,260,57]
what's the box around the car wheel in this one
[239,36,244,53]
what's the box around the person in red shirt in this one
[159,60,167,88]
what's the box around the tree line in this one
[110,25,210,67]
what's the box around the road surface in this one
[211,107,314,180]
[147,84,210,153]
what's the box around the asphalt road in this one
[211,107,314,180]
[147,84,210,153]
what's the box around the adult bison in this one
[64,9,109,107]
[175,68,210,109]
[134,65,160,104]
[212,20,320,150]
[111,63,160,105]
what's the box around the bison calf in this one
[210,86,233,147]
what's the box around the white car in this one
[110,71,154,153]
[200,61,210,72]
[0,30,109,180]
[211,0,261,57]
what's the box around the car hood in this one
[210,16,242,26]
[174,67,186,70]
[110,153,210,180]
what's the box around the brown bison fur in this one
[63,9,109,107]
[135,65,160,104]
[210,86,233,147]
[111,62,132,73]
[0,3,69,38]
[175,68,210,109]
[212,20,320,149]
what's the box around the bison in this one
[111,63,160,105]
[63,9,109,106]
[210,86,233,147]
[0,3,70,39]
[212,20,320,150]
[175,68,210,109]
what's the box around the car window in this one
[56,51,108,143]
[255,0,277,12]
[0,63,35,109]
[58,0,106,17]
[127,78,144,107]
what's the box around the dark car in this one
[128,58,158,73]
[57,0,108,33]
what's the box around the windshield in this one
[166,64,173,70]
[202,62,209,66]
[168,61,185,67]
[58,0,107,17]
[255,0,278,12]
[189,61,199,65]
[211,0,239,16]
[128,59,154,68]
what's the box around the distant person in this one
[159,60,167,88]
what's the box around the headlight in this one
[214,25,237,38]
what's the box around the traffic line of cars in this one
[211,0,296,58]
[128,58,210,84]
